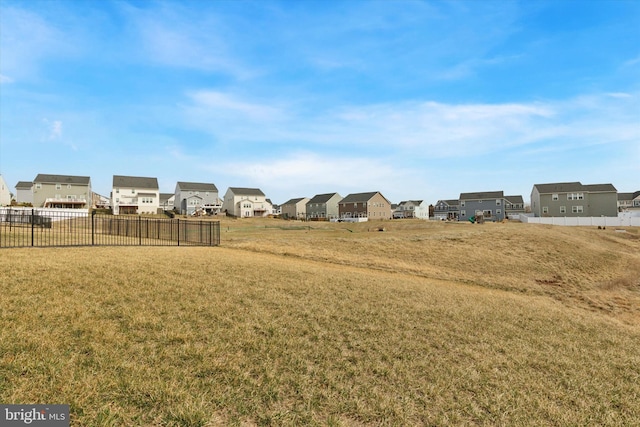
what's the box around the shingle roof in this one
[504,195,524,204]
[34,174,90,185]
[459,191,504,200]
[282,197,307,205]
[340,192,385,204]
[437,199,459,206]
[307,193,341,204]
[618,191,640,201]
[228,187,265,196]
[176,182,218,192]
[15,181,33,189]
[533,182,616,193]
[112,175,159,189]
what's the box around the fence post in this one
[91,210,95,246]
[177,219,180,246]
[31,208,35,247]
[138,216,142,246]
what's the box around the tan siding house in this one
[338,191,392,220]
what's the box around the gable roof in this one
[159,193,174,202]
[533,182,616,194]
[437,199,459,206]
[459,191,504,200]
[282,197,307,205]
[399,200,423,206]
[618,191,640,201]
[34,174,90,185]
[112,175,159,189]
[340,191,390,204]
[504,195,524,204]
[228,187,265,197]
[15,181,33,190]
[307,192,341,204]
[176,182,218,192]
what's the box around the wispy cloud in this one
[0,74,13,84]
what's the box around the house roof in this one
[533,182,616,194]
[307,192,341,204]
[228,187,265,197]
[399,200,423,206]
[34,174,91,185]
[618,191,640,201]
[459,191,504,200]
[113,175,159,189]
[159,193,174,202]
[176,182,218,192]
[504,195,524,204]
[282,197,307,205]
[15,181,33,189]
[340,191,389,204]
[437,199,459,206]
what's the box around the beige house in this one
[618,191,640,212]
[338,191,392,220]
[31,174,91,209]
[111,175,159,215]
[221,187,271,218]
[280,197,310,219]
[0,174,11,206]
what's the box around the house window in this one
[478,200,483,204]
[568,193,584,200]
[560,206,566,214]
[67,184,72,189]
[116,188,119,194]
[542,206,548,214]
[552,194,559,201]
[496,209,502,214]
[35,183,41,189]
[572,206,584,213]
[461,210,466,216]
[461,201,465,207]
[56,184,61,190]
[132,189,135,194]
[496,199,501,206]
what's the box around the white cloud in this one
[0,74,13,84]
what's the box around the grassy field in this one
[1,218,639,425]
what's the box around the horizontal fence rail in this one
[0,208,220,248]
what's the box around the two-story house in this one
[504,195,526,218]
[174,182,220,215]
[618,191,640,212]
[459,191,511,222]
[280,197,310,220]
[222,187,271,218]
[14,181,34,205]
[31,174,91,209]
[0,174,11,206]
[338,191,392,220]
[434,199,459,220]
[111,175,159,215]
[530,182,618,217]
[394,200,430,219]
[306,193,342,220]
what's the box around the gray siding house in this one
[459,191,507,222]
[530,182,618,217]
[306,193,342,220]
[32,174,91,209]
[174,182,220,215]
[434,199,459,220]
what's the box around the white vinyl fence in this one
[519,214,640,227]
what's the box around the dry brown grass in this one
[1,218,639,425]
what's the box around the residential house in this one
[338,191,392,220]
[174,182,220,215]
[0,174,11,206]
[267,199,280,216]
[32,174,91,209]
[530,182,618,217]
[221,187,271,218]
[15,181,34,205]
[306,192,342,220]
[92,192,110,209]
[159,193,175,211]
[394,200,430,219]
[433,199,459,220]
[459,191,520,222]
[618,191,640,212]
[280,197,310,220]
[504,195,526,218]
[111,175,159,215]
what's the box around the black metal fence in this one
[0,208,220,248]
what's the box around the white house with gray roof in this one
[221,187,271,217]
[15,181,34,205]
[530,182,617,217]
[32,174,91,209]
[174,181,220,215]
[394,200,430,219]
[0,175,11,206]
[111,175,159,215]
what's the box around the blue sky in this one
[1,0,638,204]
